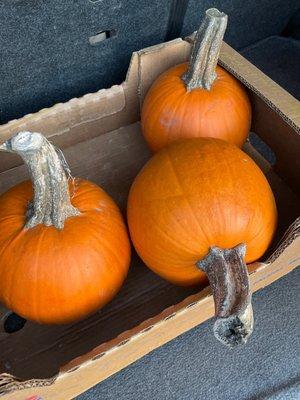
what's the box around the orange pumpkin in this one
[0,132,130,324]
[127,138,277,286]
[141,9,251,152]
[127,138,277,346]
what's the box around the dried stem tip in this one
[197,244,254,348]
[182,8,228,91]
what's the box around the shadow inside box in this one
[0,250,200,380]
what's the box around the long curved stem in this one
[0,131,79,229]
[182,8,228,91]
[197,244,253,347]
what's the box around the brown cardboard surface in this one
[0,38,299,399]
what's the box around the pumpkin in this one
[127,138,277,346]
[0,132,131,324]
[141,8,251,152]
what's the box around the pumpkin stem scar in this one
[0,132,80,230]
[196,243,253,348]
[182,8,228,91]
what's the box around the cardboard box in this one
[0,38,299,400]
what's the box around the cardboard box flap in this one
[0,85,130,173]
[0,86,126,141]
[134,38,190,107]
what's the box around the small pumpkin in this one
[141,8,251,152]
[0,132,131,324]
[127,138,277,346]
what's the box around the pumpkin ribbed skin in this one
[127,138,277,286]
[0,179,130,324]
[141,64,251,152]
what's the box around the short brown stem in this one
[182,8,228,91]
[197,244,253,348]
[0,132,79,229]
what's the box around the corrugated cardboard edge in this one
[0,39,299,399]
[0,86,126,141]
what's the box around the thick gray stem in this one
[182,8,228,91]
[0,132,79,229]
[197,244,253,348]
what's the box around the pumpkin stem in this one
[182,8,227,91]
[0,132,80,229]
[197,243,253,348]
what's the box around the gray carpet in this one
[77,268,300,400]
[0,0,298,124]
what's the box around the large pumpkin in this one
[0,132,131,324]
[141,8,251,152]
[127,138,277,346]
